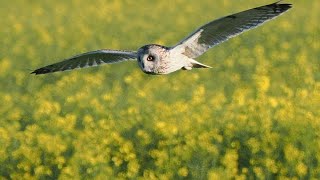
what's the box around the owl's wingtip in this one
[30,68,51,75]
[272,1,292,10]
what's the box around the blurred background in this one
[0,0,319,179]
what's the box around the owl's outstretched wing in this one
[31,49,137,75]
[172,1,292,58]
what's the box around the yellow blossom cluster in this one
[0,0,319,179]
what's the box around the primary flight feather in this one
[32,1,292,75]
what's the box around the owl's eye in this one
[146,55,155,61]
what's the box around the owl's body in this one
[32,1,292,75]
[137,44,210,75]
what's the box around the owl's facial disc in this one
[137,45,165,75]
[140,53,159,74]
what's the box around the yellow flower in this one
[37,28,53,45]
[13,23,23,33]
[254,75,270,93]
[34,166,52,176]
[269,97,278,108]
[0,58,11,76]
[128,160,140,177]
[35,100,61,118]
[296,162,308,177]
[222,149,238,175]
[112,156,123,167]
[247,138,260,154]
[178,167,188,177]
[265,158,278,173]
[192,85,206,104]
[284,144,301,162]
[254,45,265,57]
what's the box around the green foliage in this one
[1,0,319,179]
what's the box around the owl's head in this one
[137,44,169,75]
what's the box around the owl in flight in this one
[32,1,292,75]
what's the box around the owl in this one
[32,1,292,75]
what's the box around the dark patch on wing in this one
[182,46,201,57]
[256,2,292,13]
[31,67,52,75]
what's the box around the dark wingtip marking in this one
[31,68,52,75]
[255,1,292,13]
[267,2,292,12]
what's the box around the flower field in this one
[1,0,319,179]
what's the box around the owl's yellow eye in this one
[146,55,155,61]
